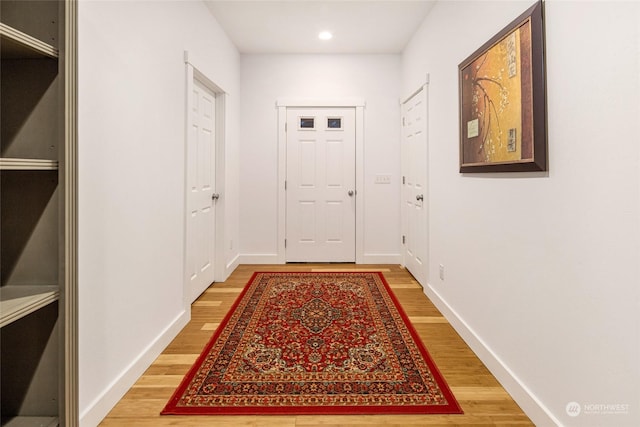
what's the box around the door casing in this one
[277,99,365,264]
[184,53,226,307]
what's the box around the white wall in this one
[403,1,640,426]
[239,54,402,262]
[78,1,240,424]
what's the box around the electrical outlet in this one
[374,174,391,184]
[439,264,445,281]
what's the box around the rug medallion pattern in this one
[162,272,462,415]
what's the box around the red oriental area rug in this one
[162,272,462,415]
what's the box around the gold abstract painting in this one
[458,1,546,172]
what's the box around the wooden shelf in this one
[0,416,58,427]
[0,23,58,60]
[0,285,59,328]
[0,158,59,171]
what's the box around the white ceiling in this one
[203,1,436,54]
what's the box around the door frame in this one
[401,80,429,285]
[184,51,226,307]
[276,98,365,264]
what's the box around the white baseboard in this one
[225,253,240,278]
[423,282,562,427]
[361,253,402,264]
[79,309,191,427]
[239,253,402,265]
[238,253,281,264]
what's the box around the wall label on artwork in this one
[508,128,517,152]
[467,119,479,138]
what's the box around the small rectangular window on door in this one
[327,117,342,129]
[299,117,315,129]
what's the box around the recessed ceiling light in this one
[318,31,333,41]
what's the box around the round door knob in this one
[348,190,354,196]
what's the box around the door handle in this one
[348,190,354,197]
[416,194,424,201]
[212,193,220,201]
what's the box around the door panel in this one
[298,201,317,243]
[286,108,355,262]
[299,140,317,186]
[402,88,428,284]
[326,140,344,186]
[326,201,344,242]
[187,79,216,302]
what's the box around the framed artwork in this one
[458,1,547,173]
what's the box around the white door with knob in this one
[186,78,217,302]
[402,86,428,284]
[285,107,356,262]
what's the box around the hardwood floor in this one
[100,264,534,426]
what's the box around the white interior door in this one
[186,79,216,302]
[286,108,356,262]
[402,87,428,284]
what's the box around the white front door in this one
[186,79,216,302]
[286,108,356,262]
[402,87,428,284]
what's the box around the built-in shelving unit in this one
[1,1,74,425]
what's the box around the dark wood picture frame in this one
[458,1,547,173]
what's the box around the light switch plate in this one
[374,174,391,184]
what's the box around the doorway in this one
[186,78,217,302]
[184,58,227,304]
[285,107,356,262]
[276,99,365,264]
[401,85,428,285]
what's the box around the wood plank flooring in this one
[100,264,534,426]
